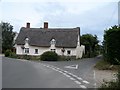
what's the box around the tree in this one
[0,22,15,53]
[103,25,120,65]
[81,34,99,58]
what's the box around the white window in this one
[50,39,56,45]
[25,38,29,43]
[35,49,38,54]
[24,48,29,54]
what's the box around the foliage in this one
[5,49,12,57]
[40,51,58,61]
[58,56,76,61]
[99,69,120,89]
[94,59,120,70]
[17,55,40,60]
[103,25,120,65]
[1,22,15,53]
[81,34,99,58]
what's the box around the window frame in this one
[35,49,38,54]
[67,50,71,55]
[51,49,56,53]
[24,48,29,54]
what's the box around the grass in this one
[94,59,120,71]
[95,59,120,89]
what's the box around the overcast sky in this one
[1,0,119,43]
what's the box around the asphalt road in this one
[2,56,101,88]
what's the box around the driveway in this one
[2,56,102,88]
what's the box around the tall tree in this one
[0,22,15,53]
[103,25,120,65]
[81,34,99,58]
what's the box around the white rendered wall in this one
[16,43,77,56]
[15,45,24,55]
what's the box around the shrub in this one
[5,49,12,57]
[10,52,17,58]
[99,69,120,89]
[40,51,58,61]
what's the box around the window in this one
[24,48,29,54]
[67,50,71,55]
[50,39,56,45]
[51,49,56,53]
[35,49,38,54]
[25,38,29,43]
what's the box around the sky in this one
[1,0,119,44]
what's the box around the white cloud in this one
[1,0,119,42]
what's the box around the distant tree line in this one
[80,34,101,58]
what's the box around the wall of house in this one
[16,45,24,54]
[15,43,76,56]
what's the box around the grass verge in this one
[94,59,120,71]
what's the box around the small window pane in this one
[51,49,56,53]
[35,49,38,54]
[25,48,29,53]
[67,50,71,55]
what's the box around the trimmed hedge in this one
[40,51,58,61]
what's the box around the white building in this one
[15,22,85,59]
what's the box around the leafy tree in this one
[0,22,15,53]
[81,34,99,58]
[103,25,120,65]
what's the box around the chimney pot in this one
[44,22,48,29]
[26,22,30,28]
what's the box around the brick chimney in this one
[26,22,30,28]
[44,22,48,29]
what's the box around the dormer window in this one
[25,37,29,43]
[50,39,56,45]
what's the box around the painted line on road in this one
[41,63,90,88]
[93,70,97,88]
[82,80,90,84]
[70,77,76,81]
[80,85,87,89]
[74,81,81,85]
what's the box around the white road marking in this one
[77,77,83,80]
[71,74,77,77]
[65,74,71,78]
[70,77,76,80]
[63,71,68,73]
[64,64,78,69]
[41,63,90,88]
[93,70,96,88]
[52,68,59,71]
[58,71,64,73]
[62,73,71,77]
[74,81,81,85]
[83,80,90,84]
[80,85,87,88]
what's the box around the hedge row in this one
[103,25,120,65]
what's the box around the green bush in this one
[40,51,58,61]
[10,52,17,58]
[5,49,12,57]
